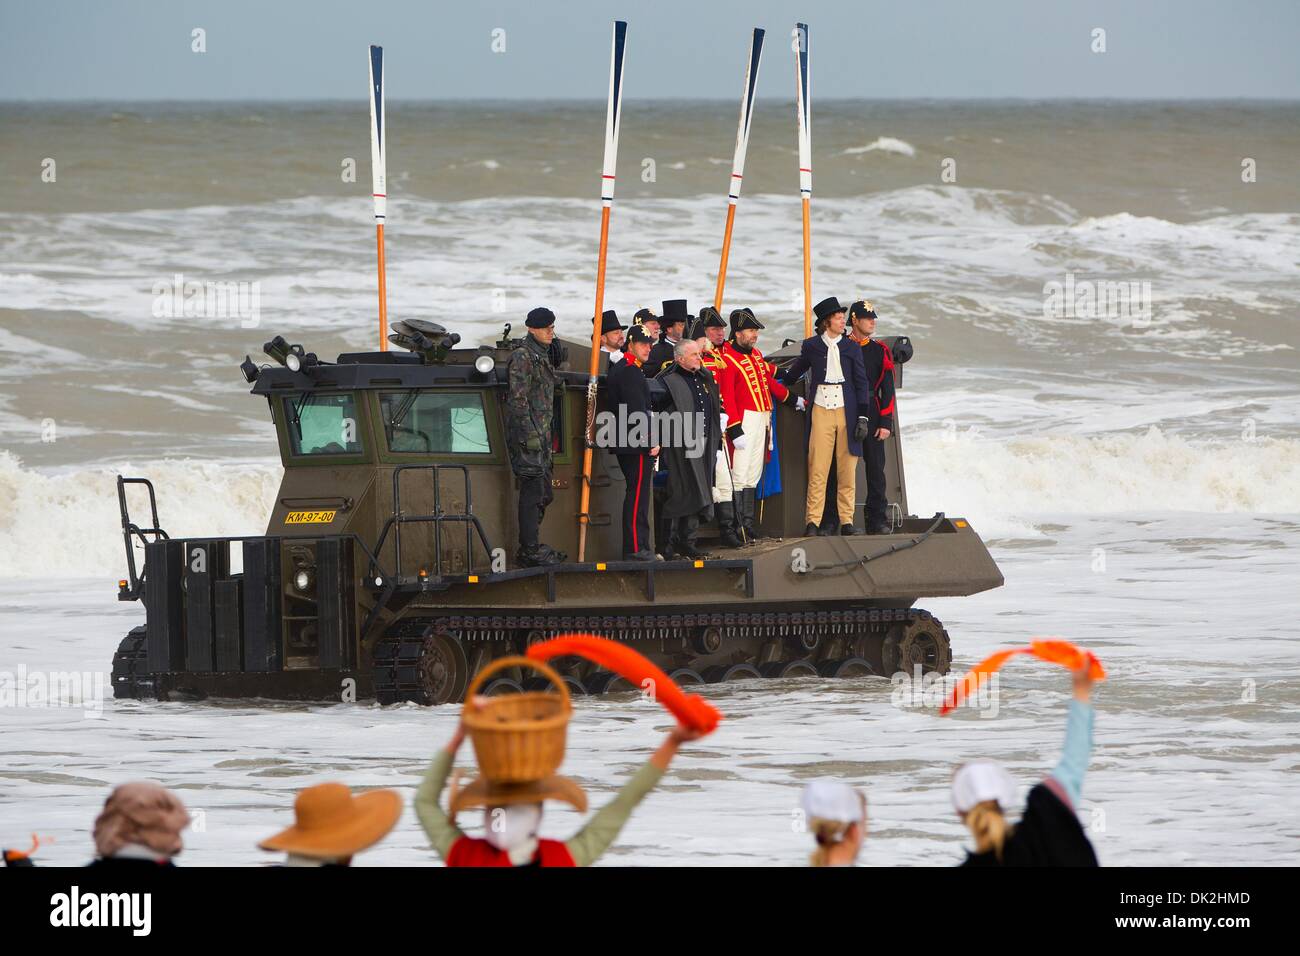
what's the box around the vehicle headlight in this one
[474,354,495,375]
[293,568,314,592]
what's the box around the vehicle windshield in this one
[379,390,491,454]
[285,393,363,456]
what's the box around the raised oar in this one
[714,28,765,312]
[793,23,812,338]
[578,20,628,563]
[368,44,388,350]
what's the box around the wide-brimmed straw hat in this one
[258,782,402,860]
[450,773,587,815]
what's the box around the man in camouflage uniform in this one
[507,307,567,567]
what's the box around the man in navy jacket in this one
[782,297,872,536]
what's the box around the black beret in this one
[813,297,846,322]
[526,307,556,329]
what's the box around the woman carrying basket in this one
[414,656,703,867]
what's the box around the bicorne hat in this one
[729,307,764,332]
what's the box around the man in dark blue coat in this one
[605,324,659,560]
[781,296,872,537]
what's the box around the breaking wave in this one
[2,427,1298,577]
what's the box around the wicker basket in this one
[462,656,572,784]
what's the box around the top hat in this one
[599,310,626,335]
[813,297,846,322]
[661,299,690,325]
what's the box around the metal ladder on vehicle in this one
[372,464,495,587]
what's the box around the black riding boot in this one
[716,500,743,548]
[674,513,712,559]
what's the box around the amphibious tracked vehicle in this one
[111,325,1003,705]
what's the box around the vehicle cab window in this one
[285,392,364,456]
[379,390,491,455]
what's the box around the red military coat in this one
[717,341,791,443]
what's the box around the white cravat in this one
[815,333,845,410]
[604,348,624,364]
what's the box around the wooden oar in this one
[793,23,813,338]
[714,28,765,312]
[578,20,628,562]
[367,45,388,350]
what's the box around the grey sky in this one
[2,0,1298,100]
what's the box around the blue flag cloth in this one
[757,409,782,499]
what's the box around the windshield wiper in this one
[389,390,421,428]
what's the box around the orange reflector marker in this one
[955,520,968,528]
[693,560,704,569]
[118,580,127,588]
[596,563,607,571]
[468,575,479,583]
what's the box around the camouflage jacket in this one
[505,332,557,477]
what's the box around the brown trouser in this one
[806,403,858,526]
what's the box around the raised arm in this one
[413,719,470,859]
[1048,664,1096,808]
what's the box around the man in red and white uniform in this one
[848,299,897,534]
[717,307,804,540]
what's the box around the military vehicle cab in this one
[113,322,1003,705]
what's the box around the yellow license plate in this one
[284,510,337,524]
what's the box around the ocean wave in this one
[0,452,281,579]
[2,427,1298,577]
[843,136,916,157]
[0,187,1296,364]
[906,427,1300,533]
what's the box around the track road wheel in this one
[668,668,706,686]
[817,657,877,678]
[780,659,819,679]
[586,672,638,695]
[481,678,524,696]
[895,615,952,677]
[703,663,762,683]
[522,675,587,697]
